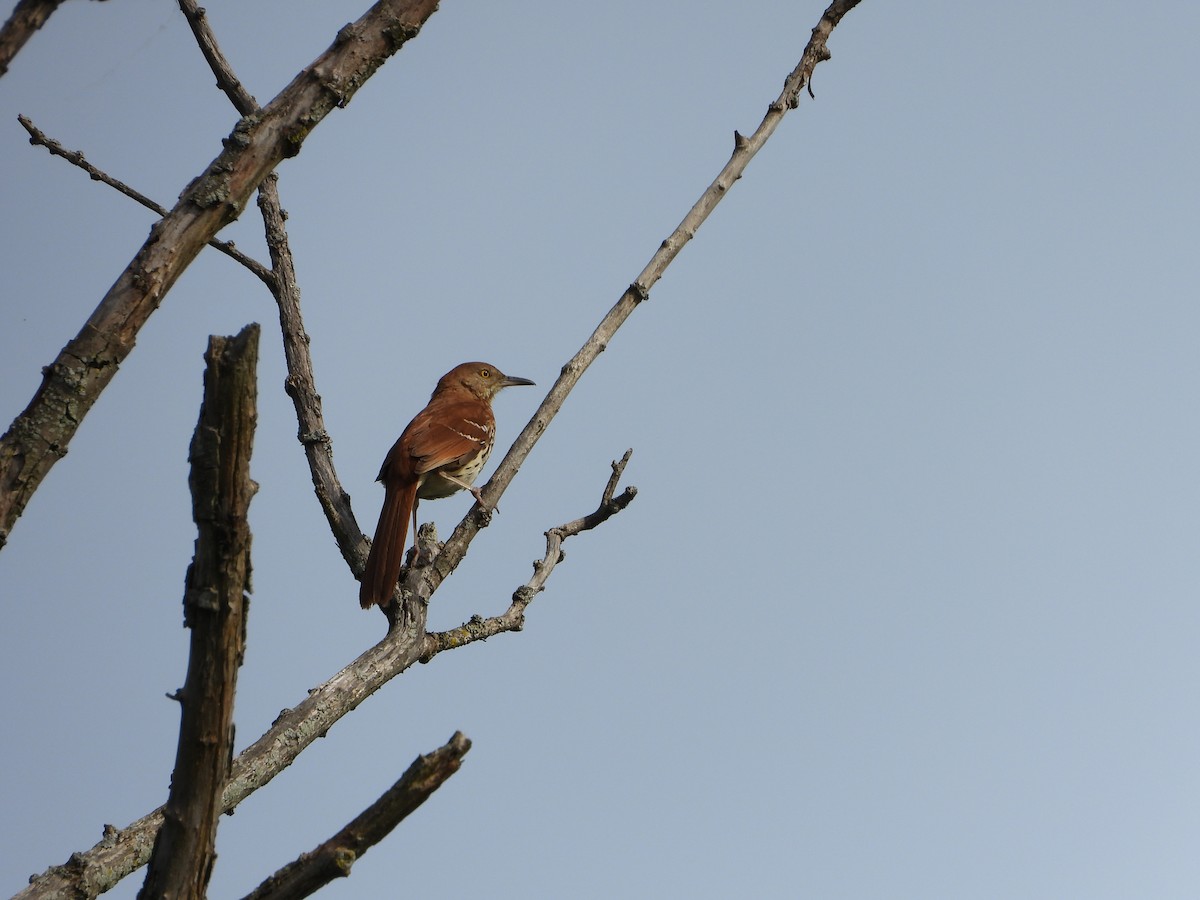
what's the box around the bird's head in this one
[437,362,535,401]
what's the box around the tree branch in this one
[0,0,94,78]
[177,0,259,113]
[421,451,637,659]
[258,176,366,565]
[241,733,471,900]
[16,114,274,285]
[138,326,258,900]
[178,0,365,566]
[0,0,441,552]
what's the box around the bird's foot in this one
[470,486,498,514]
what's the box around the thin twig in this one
[421,451,637,661]
[16,114,274,285]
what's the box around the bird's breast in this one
[418,447,492,499]
[453,445,489,483]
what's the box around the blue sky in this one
[2,2,1199,898]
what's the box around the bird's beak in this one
[500,375,536,388]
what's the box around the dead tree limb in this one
[422,451,637,659]
[138,326,259,900]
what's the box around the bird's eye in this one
[480,369,492,378]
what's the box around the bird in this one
[358,361,535,609]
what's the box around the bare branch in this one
[139,326,258,900]
[177,0,365,571]
[405,0,863,620]
[258,176,366,566]
[241,733,472,900]
[177,0,258,114]
[422,451,637,659]
[16,114,274,285]
[0,0,441,552]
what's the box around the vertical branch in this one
[138,325,259,900]
[258,176,366,566]
[179,0,365,565]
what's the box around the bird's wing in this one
[378,398,493,481]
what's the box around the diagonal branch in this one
[405,0,864,620]
[422,451,637,659]
[177,0,259,112]
[0,0,441,553]
[241,733,471,900]
[16,114,274,285]
[0,0,78,78]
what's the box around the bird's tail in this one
[359,478,419,609]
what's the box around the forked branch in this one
[422,451,637,659]
[16,115,273,284]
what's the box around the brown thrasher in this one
[358,361,535,609]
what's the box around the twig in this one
[16,115,274,285]
[421,451,637,660]
[177,0,258,112]
[0,0,441,553]
[240,733,471,900]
